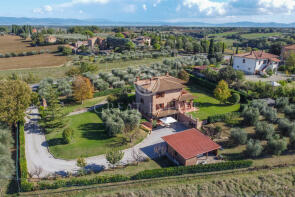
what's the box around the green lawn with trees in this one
[187,84,240,120]
[45,111,146,160]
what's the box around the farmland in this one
[0,35,68,71]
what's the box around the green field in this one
[0,56,176,82]
[240,32,282,39]
[45,111,146,160]
[187,84,240,120]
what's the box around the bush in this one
[255,121,275,140]
[207,112,240,124]
[289,132,295,150]
[275,97,289,110]
[284,104,295,119]
[62,128,74,144]
[242,106,260,126]
[261,106,278,123]
[230,128,247,145]
[19,123,34,192]
[277,118,294,137]
[131,160,253,180]
[245,139,263,158]
[267,134,288,155]
[229,93,240,104]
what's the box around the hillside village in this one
[1,24,295,196]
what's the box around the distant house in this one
[132,36,151,47]
[233,51,280,75]
[134,74,196,119]
[32,28,37,34]
[162,128,221,166]
[88,37,106,49]
[45,36,57,43]
[281,44,295,60]
[74,41,89,48]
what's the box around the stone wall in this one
[177,112,202,130]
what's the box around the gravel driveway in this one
[25,107,186,178]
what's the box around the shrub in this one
[261,106,278,123]
[267,134,288,155]
[275,97,289,110]
[255,121,275,140]
[62,128,74,144]
[229,93,240,104]
[178,70,190,81]
[284,104,295,119]
[277,118,294,136]
[245,139,263,158]
[105,116,125,137]
[131,160,253,180]
[105,149,124,168]
[289,132,295,150]
[230,128,247,145]
[242,106,260,126]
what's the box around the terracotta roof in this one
[135,75,186,93]
[284,44,295,50]
[234,51,278,60]
[162,128,221,160]
[270,58,280,62]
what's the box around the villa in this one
[233,50,280,75]
[281,44,295,60]
[134,74,197,120]
[45,36,57,43]
[132,36,151,47]
[162,128,221,166]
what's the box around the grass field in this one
[187,84,240,120]
[240,32,282,39]
[45,111,146,159]
[21,165,295,196]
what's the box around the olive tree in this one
[255,121,275,140]
[245,139,263,158]
[230,128,247,145]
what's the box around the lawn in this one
[187,84,240,120]
[46,111,147,160]
[61,96,106,114]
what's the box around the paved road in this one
[25,107,186,178]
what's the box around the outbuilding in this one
[162,128,221,166]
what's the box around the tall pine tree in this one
[40,86,67,133]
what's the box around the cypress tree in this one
[208,39,215,59]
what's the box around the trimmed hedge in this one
[94,86,134,98]
[19,123,34,192]
[25,160,252,192]
[131,160,252,180]
[37,174,129,190]
[207,112,240,123]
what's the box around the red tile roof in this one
[162,128,221,160]
[234,51,278,60]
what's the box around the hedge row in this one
[37,174,128,190]
[207,112,241,123]
[131,160,252,180]
[26,160,252,191]
[0,50,50,58]
[19,123,34,192]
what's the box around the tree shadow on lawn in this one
[44,138,65,147]
[79,122,109,140]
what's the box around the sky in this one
[2,0,295,23]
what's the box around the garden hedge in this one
[131,160,253,180]
[25,160,252,192]
[19,123,34,192]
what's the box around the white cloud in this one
[79,10,84,14]
[123,4,136,13]
[183,0,227,15]
[33,8,43,14]
[44,5,53,12]
[153,0,162,7]
[142,4,147,11]
[59,0,110,8]
[258,0,295,14]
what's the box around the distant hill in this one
[0,17,295,27]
